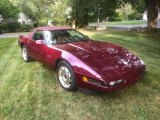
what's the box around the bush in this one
[33,23,39,27]
[113,16,123,21]
[128,12,142,20]
[0,22,34,33]
[7,22,21,32]
[134,13,143,20]
[20,24,33,32]
[128,12,137,20]
[0,24,7,33]
[0,22,21,33]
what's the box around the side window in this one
[44,31,58,45]
[68,30,84,38]
[32,31,44,41]
[32,33,38,40]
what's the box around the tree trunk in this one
[145,0,159,29]
[83,8,89,27]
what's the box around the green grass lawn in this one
[0,31,160,120]
[90,20,147,26]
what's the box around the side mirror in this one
[36,40,45,45]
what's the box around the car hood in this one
[56,40,145,80]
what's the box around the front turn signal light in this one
[82,77,88,82]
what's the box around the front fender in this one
[61,51,102,80]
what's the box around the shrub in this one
[134,13,143,20]
[20,24,33,32]
[0,23,34,33]
[38,22,47,27]
[8,22,20,32]
[0,24,7,33]
[0,22,21,33]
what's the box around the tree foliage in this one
[19,0,49,23]
[8,0,160,28]
[0,0,19,19]
[18,0,69,25]
[123,0,160,28]
[69,0,121,27]
[134,0,146,13]
[69,0,160,28]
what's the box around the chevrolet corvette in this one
[18,26,145,92]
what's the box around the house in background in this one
[0,12,34,33]
[18,12,33,25]
[0,12,33,25]
[0,15,3,22]
[143,8,160,20]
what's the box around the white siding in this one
[158,13,160,20]
[18,12,32,25]
[143,9,160,20]
[143,14,147,20]
[0,15,3,23]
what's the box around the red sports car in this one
[18,26,145,92]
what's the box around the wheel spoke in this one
[22,48,27,61]
[58,65,72,89]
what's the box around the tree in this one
[134,0,146,13]
[124,0,160,29]
[49,0,69,25]
[144,0,160,29]
[0,0,19,19]
[18,0,69,25]
[9,0,160,29]
[19,0,49,24]
[116,3,134,21]
[69,0,95,27]
[69,0,121,27]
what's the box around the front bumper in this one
[76,67,146,92]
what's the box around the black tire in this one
[21,45,32,62]
[57,60,78,91]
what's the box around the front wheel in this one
[21,45,32,62]
[57,60,78,91]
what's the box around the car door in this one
[42,30,62,68]
[27,31,46,63]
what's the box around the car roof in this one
[35,26,73,31]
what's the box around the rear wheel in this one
[57,60,78,91]
[21,45,32,62]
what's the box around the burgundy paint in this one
[18,26,146,92]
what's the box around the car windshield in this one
[44,29,89,44]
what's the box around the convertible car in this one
[18,26,145,92]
